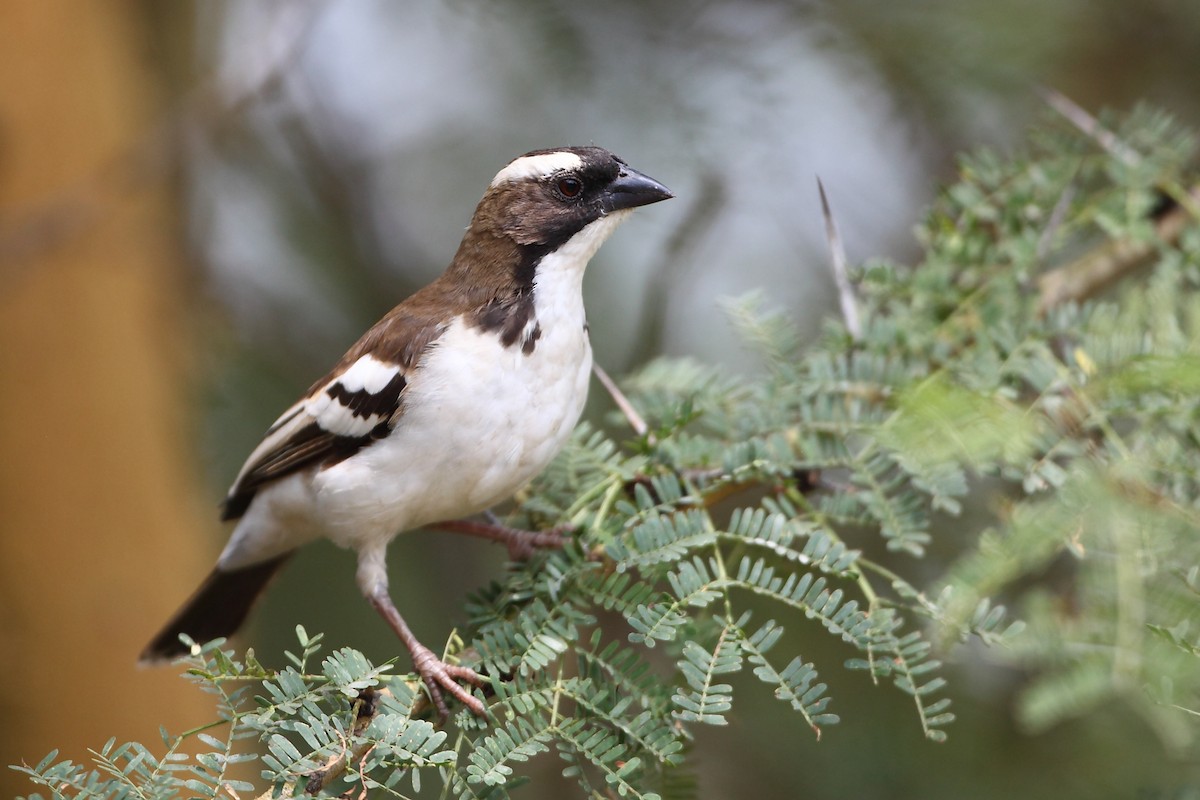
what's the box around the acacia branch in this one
[1034,89,1200,313]
[1036,183,1200,314]
[251,688,386,799]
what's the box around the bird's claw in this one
[410,642,487,718]
[505,523,573,560]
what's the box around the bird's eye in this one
[557,177,582,198]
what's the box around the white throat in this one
[532,209,632,307]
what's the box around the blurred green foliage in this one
[14,107,1200,799]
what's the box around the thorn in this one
[1036,179,1078,261]
[592,362,650,439]
[816,177,861,340]
[1037,86,1142,166]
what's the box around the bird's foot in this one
[409,640,488,719]
[367,587,489,719]
[432,518,573,561]
[500,523,572,560]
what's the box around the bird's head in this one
[469,146,673,258]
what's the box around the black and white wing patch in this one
[221,354,407,520]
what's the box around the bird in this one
[140,146,673,717]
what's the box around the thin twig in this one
[252,687,385,799]
[592,362,650,438]
[816,177,861,339]
[1038,86,1142,167]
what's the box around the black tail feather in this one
[139,553,294,664]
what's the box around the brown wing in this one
[219,261,496,521]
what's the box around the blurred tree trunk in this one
[0,2,214,791]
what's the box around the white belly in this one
[217,210,627,571]
[312,313,592,549]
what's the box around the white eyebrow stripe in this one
[490,151,584,186]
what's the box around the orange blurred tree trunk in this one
[0,3,214,791]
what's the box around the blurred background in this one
[3,1,1199,797]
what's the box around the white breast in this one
[309,214,635,551]
[313,322,590,548]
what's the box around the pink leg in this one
[367,589,487,718]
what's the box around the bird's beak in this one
[601,165,674,213]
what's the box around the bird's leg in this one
[430,517,571,560]
[357,546,486,718]
[367,590,486,718]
